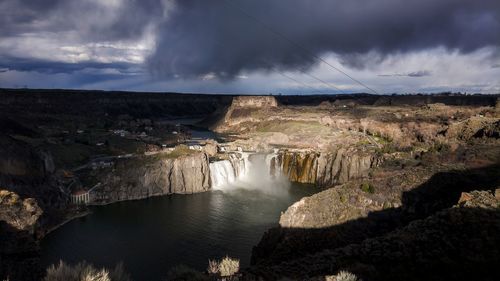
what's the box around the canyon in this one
[0,89,499,280]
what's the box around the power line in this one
[276,71,325,94]
[298,69,343,93]
[222,0,380,95]
[208,22,339,95]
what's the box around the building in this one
[71,189,90,205]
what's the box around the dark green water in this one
[40,184,314,281]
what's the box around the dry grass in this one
[44,261,131,281]
[218,256,239,277]
[206,256,240,279]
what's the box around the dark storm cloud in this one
[147,0,500,79]
[0,56,139,75]
[0,0,163,41]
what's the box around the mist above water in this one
[210,153,291,197]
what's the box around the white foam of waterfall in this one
[265,153,282,177]
[226,153,291,196]
[228,152,251,179]
[209,160,236,189]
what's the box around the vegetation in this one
[44,261,131,281]
[360,182,375,194]
[150,144,196,160]
[218,256,240,278]
[334,271,360,281]
[428,142,451,153]
[255,120,326,134]
[206,256,240,280]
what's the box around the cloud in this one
[0,0,164,41]
[147,0,500,80]
[0,0,499,94]
[0,56,140,75]
[379,70,432,78]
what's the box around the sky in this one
[1,0,500,95]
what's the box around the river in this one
[40,183,315,280]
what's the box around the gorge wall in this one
[91,147,375,205]
[269,149,379,187]
[92,152,211,204]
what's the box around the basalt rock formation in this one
[210,96,279,132]
[249,159,500,280]
[93,152,211,204]
[270,149,379,187]
[248,202,500,281]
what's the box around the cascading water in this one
[209,160,237,188]
[209,151,291,195]
[229,152,251,178]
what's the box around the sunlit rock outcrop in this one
[0,189,42,232]
[0,189,43,281]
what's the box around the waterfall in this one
[265,153,277,176]
[209,160,236,188]
[228,152,251,179]
[209,151,290,194]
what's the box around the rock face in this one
[249,207,500,281]
[0,190,42,232]
[279,186,384,229]
[248,189,500,281]
[94,152,211,203]
[250,184,397,266]
[212,96,279,132]
[0,135,49,180]
[231,96,278,108]
[273,152,319,184]
[270,150,379,186]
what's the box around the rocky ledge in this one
[247,189,500,281]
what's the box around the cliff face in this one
[231,96,278,108]
[212,96,279,132]
[271,149,379,187]
[94,152,211,203]
[0,135,49,181]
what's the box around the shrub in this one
[218,256,239,278]
[360,182,375,194]
[335,271,360,281]
[207,260,219,275]
[44,261,131,281]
